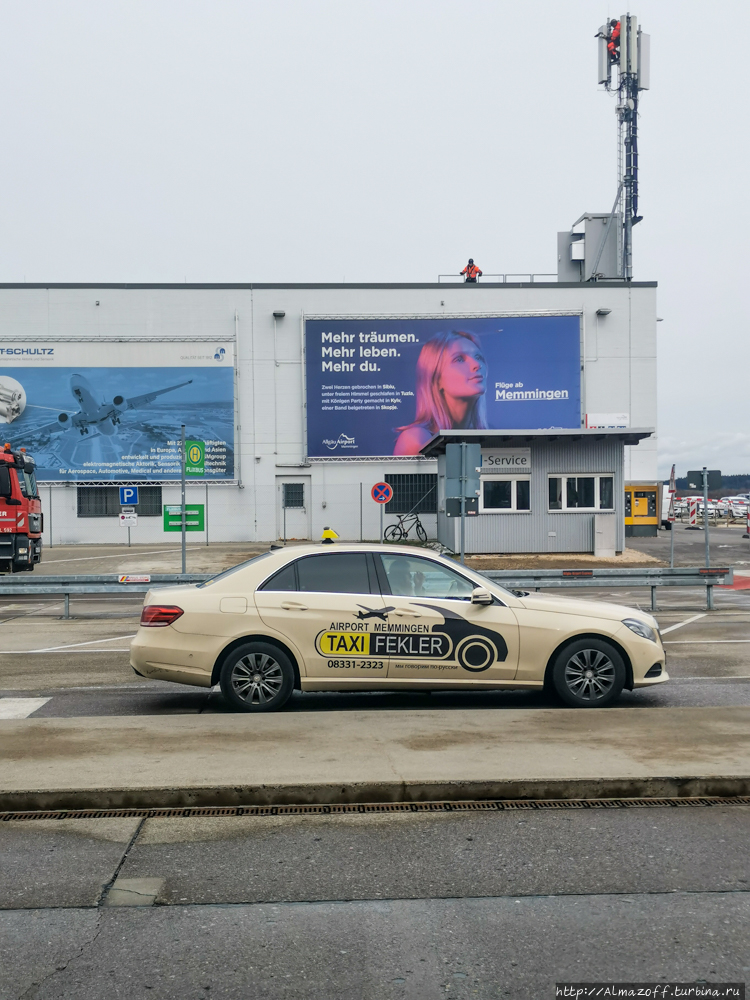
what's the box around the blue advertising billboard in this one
[305,315,581,457]
[0,340,235,480]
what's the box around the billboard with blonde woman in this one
[305,315,580,458]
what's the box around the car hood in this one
[515,591,651,624]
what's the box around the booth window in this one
[480,477,531,513]
[548,476,614,512]
[385,474,437,514]
[77,486,163,517]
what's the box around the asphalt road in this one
[1,805,748,998]
[1,587,750,715]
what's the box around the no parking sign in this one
[371,482,393,504]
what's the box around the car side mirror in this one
[471,586,493,606]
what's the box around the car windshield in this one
[196,551,275,588]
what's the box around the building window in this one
[77,486,163,517]
[480,477,531,513]
[548,476,615,512]
[385,474,437,514]
[282,483,305,509]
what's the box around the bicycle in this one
[384,511,427,543]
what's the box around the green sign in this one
[163,504,205,532]
[185,440,205,477]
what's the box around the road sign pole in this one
[703,466,710,569]
[181,424,186,575]
[668,494,675,569]
[380,501,383,543]
[128,526,131,548]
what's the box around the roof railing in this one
[437,273,558,284]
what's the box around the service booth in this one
[422,428,653,556]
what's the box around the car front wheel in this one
[551,639,625,708]
[219,642,295,712]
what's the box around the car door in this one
[374,552,519,683]
[254,550,388,682]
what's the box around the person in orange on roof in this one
[607,19,620,62]
[460,259,482,283]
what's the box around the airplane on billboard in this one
[47,373,193,437]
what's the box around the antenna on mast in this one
[596,14,650,280]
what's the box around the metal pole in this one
[283,501,287,544]
[703,466,710,568]
[380,501,383,543]
[205,481,209,547]
[63,593,69,619]
[459,442,466,565]
[49,485,53,548]
[669,518,675,569]
[360,483,363,542]
[181,424,186,575]
[127,526,131,548]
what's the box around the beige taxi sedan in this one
[130,543,668,711]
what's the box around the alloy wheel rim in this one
[564,648,615,701]
[231,652,284,705]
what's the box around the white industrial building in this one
[0,277,657,554]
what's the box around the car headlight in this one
[622,618,658,643]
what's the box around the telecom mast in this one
[597,15,650,279]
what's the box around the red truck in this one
[0,443,43,573]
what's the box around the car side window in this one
[258,562,298,592]
[379,554,475,601]
[296,552,373,594]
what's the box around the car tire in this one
[219,642,295,713]
[551,638,625,708]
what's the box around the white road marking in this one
[29,634,137,653]
[0,634,136,654]
[660,613,707,635]
[0,649,132,654]
[42,546,203,566]
[664,639,750,644]
[0,697,51,719]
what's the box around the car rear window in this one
[196,551,275,588]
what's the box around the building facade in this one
[0,280,657,552]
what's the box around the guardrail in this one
[0,566,735,617]
[481,567,733,611]
[0,574,211,618]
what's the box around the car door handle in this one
[391,609,421,617]
[280,602,309,611]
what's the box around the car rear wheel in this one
[219,642,294,712]
[551,639,625,708]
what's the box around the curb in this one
[2,775,750,813]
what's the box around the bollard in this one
[63,593,70,619]
[706,585,714,611]
[650,586,657,612]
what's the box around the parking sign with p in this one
[119,486,139,507]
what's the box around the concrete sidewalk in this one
[1,707,749,811]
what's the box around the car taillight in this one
[140,605,184,627]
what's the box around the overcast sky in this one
[0,1,745,478]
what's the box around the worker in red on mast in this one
[607,19,620,63]
[460,259,482,283]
